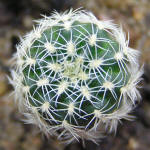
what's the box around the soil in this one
[0,0,150,150]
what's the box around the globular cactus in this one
[11,9,143,143]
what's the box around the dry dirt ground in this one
[0,0,150,150]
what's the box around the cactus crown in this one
[11,9,143,143]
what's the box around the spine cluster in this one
[11,9,143,143]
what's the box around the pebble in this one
[0,72,9,96]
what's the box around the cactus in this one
[11,9,143,143]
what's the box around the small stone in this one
[22,15,33,28]
[132,7,145,21]
[128,137,139,149]
[0,72,9,96]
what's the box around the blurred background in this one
[0,0,150,150]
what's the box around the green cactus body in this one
[11,9,143,143]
